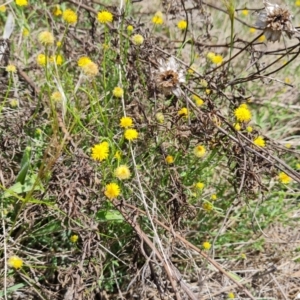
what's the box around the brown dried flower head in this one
[156,57,185,97]
[256,1,297,42]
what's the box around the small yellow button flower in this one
[91,141,109,161]
[155,112,165,123]
[165,155,174,164]
[249,27,256,34]
[22,28,29,36]
[0,5,6,12]
[202,241,211,250]
[246,126,253,133]
[242,9,248,16]
[8,255,23,269]
[51,91,63,102]
[113,86,124,98]
[234,123,241,131]
[63,9,77,25]
[77,56,92,67]
[234,103,252,122]
[36,54,47,66]
[70,235,78,243]
[124,129,138,141]
[132,34,144,45]
[6,64,17,73]
[152,12,163,25]
[127,25,134,33]
[177,20,187,30]
[253,136,265,147]
[296,0,300,6]
[38,31,54,46]
[104,183,120,199]
[114,165,131,180]
[178,107,189,117]
[228,292,235,299]
[211,194,217,201]
[259,35,266,42]
[114,151,122,160]
[52,5,62,17]
[97,10,113,24]
[278,172,291,184]
[202,202,213,211]
[195,182,205,190]
[15,0,28,6]
[193,145,206,158]
[120,116,133,128]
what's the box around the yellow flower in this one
[132,34,144,45]
[177,20,187,30]
[296,0,300,6]
[50,54,63,66]
[127,25,134,33]
[0,5,6,12]
[165,155,174,164]
[56,41,62,47]
[51,91,62,102]
[205,89,211,95]
[296,163,300,170]
[91,141,109,161]
[195,182,205,190]
[200,79,208,87]
[152,12,163,25]
[242,9,248,16]
[97,10,113,24]
[63,9,77,25]
[104,183,120,199]
[8,255,23,269]
[82,61,99,77]
[278,172,291,184]
[10,99,19,108]
[113,86,124,98]
[120,116,133,128]
[193,144,206,158]
[259,35,266,42]
[211,194,217,200]
[249,27,256,33]
[285,143,291,148]
[70,235,78,243]
[52,5,62,16]
[253,136,265,147]
[155,112,164,123]
[202,241,211,250]
[114,151,122,160]
[202,202,213,211]
[246,126,253,133]
[207,52,223,65]
[22,28,29,36]
[36,54,47,66]
[6,64,16,73]
[78,56,92,67]
[15,0,28,6]
[234,104,252,122]
[124,129,138,141]
[38,31,54,46]
[188,64,197,74]
[114,165,131,180]
[228,292,235,299]
[178,107,189,117]
[234,123,241,131]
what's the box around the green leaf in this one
[15,146,31,184]
[0,282,26,297]
[96,210,124,222]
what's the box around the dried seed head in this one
[256,1,297,42]
[155,57,185,97]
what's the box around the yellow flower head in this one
[78,56,92,67]
[132,34,144,45]
[114,165,131,180]
[8,255,23,269]
[104,183,120,199]
[113,86,124,98]
[22,28,29,36]
[114,151,122,160]
[165,155,174,164]
[193,144,206,158]
[15,0,28,6]
[50,54,63,66]
[195,182,205,190]
[211,194,217,200]
[82,61,99,77]
[234,123,241,131]
[253,136,265,147]
[52,5,62,16]
[202,241,211,250]
[97,10,113,24]
[192,95,204,107]
[70,235,78,243]
[178,107,189,117]
[63,9,77,25]
[38,31,54,46]
[0,5,6,12]
[91,141,109,161]
[10,99,19,108]
[202,202,213,211]
[242,9,248,16]
[234,103,252,122]
[177,20,187,30]
[155,112,165,123]
[124,128,138,141]
[249,27,256,33]
[6,64,16,73]
[228,292,235,299]
[36,54,47,66]
[296,0,300,6]
[152,12,163,25]
[259,35,266,42]
[278,172,291,184]
[127,25,134,33]
[51,91,62,102]
[120,116,133,128]
[207,52,223,65]
[246,126,253,133]
[200,79,208,87]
